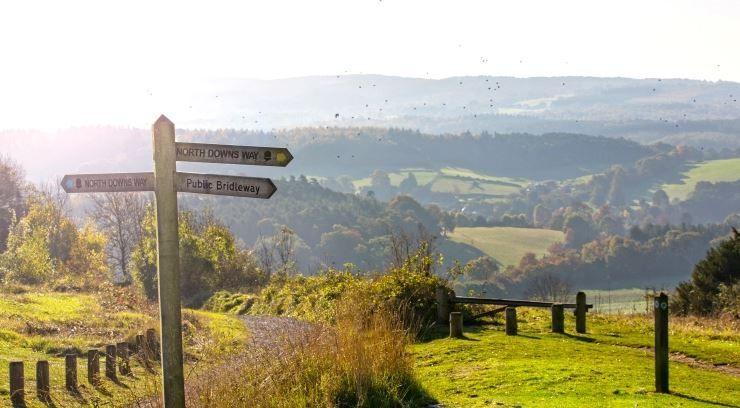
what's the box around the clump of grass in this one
[172,296,432,408]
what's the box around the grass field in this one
[353,167,530,197]
[413,309,740,407]
[0,289,248,407]
[448,227,565,266]
[660,158,740,201]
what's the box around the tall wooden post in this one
[551,304,565,333]
[153,115,185,407]
[436,287,450,325]
[36,360,50,401]
[9,361,24,407]
[575,291,587,334]
[654,293,669,393]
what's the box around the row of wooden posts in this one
[9,329,159,406]
[438,288,591,337]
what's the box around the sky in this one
[1,0,739,128]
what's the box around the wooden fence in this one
[8,328,159,407]
[437,288,593,337]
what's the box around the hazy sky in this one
[1,0,739,128]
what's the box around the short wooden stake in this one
[9,361,24,406]
[88,350,100,385]
[117,342,131,375]
[654,293,669,393]
[146,328,159,361]
[449,312,463,338]
[575,291,587,334]
[36,360,50,401]
[105,345,117,381]
[505,307,517,336]
[551,304,565,333]
[65,354,77,391]
[436,287,450,325]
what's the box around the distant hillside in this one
[0,127,655,182]
[448,227,564,267]
[3,75,740,149]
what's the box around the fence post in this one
[65,354,77,391]
[551,304,565,333]
[88,350,100,385]
[146,328,159,361]
[576,291,587,334]
[505,307,517,335]
[449,312,463,338]
[654,293,669,393]
[117,342,131,375]
[436,287,450,325]
[106,345,117,381]
[36,360,50,401]
[9,361,24,407]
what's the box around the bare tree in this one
[256,232,276,280]
[524,272,573,302]
[275,226,296,270]
[90,192,149,283]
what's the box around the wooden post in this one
[106,345,117,381]
[449,312,463,338]
[505,307,517,336]
[36,360,50,401]
[551,304,565,333]
[117,342,131,375]
[436,287,450,325]
[88,350,100,385]
[9,361,24,407]
[575,291,587,334]
[153,115,185,408]
[146,328,159,360]
[65,354,77,391]
[654,293,669,393]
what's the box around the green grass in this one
[413,309,740,407]
[585,288,651,314]
[352,167,529,197]
[660,158,740,201]
[0,290,248,407]
[449,227,565,266]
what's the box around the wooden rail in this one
[438,288,592,338]
[451,296,593,309]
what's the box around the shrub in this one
[672,230,740,316]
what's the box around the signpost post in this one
[61,115,292,408]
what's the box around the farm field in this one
[448,227,565,267]
[660,158,740,201]
[0,290,247,407]
[413,309,740,408]
[353,167,530,197]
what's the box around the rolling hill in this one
[660,158,740,201]
[448,227,565,267]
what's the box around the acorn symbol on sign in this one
[264,151,272,162]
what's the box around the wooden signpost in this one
[61,115,292,408]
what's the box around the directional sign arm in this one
[175,142,293,167]
[176,172,277,199]
[61,173,155,193]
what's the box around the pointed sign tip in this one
[153,114,174,126]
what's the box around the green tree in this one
[673,230,740,316]
[0,156,27,251]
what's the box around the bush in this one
[672,230,740,316]
[185,295,433,407]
